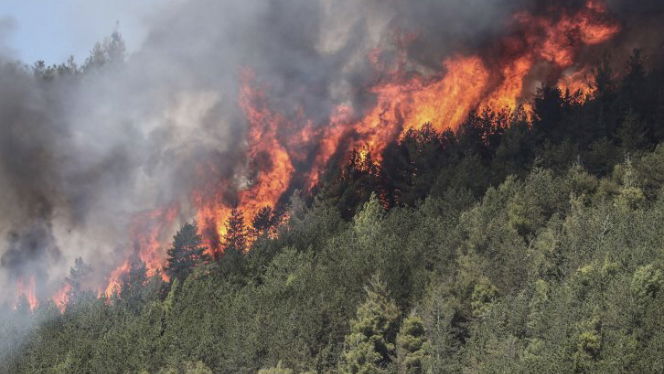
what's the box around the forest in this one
[3,34,664,374]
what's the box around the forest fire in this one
[298,0,621,172]
[179,0,620,267]
[8,0,622,312]
[52,283,72,313]
[557,67,598,99]
[129,205,180,281]
[104,260,131,298]
[15,276,38,312]
[103,204,179,298]
[192,71,298,256]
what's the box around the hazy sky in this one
[0,0,162,64]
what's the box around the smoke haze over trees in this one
[2,0,664,372]
[1,0,663,308]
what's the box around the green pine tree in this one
[396,313,431,374]
[65,257,93,307]
[339,274,401,374]
[165,223,208,282]
[219,208,248,277]
[224,208,247,253]
[119,255,148,307]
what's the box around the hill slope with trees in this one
[4,51,664,373]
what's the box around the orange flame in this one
[104,260,130,298]
[15,276,38,312]
[354,55,491,160]
[558,67,597,99]
[193,71,299,256]
[130,204,179,280]
[101,204,179,298]
[308,0,620,167]
[52,283,72,313]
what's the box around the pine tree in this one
[339,274,401,374]
[621,49,647,113]
[65,257,92,306]
[617,111,648,151]
[165,223,208,282]
[250,206,275,239]
[224,208,246,253]
[84,30,126,70]
[119,255,154,310]
[594,54,615,99]
[396,313,431,374]
[219,208,248,277]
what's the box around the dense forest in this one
[4,42,664,373]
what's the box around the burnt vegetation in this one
[6,44,664,374]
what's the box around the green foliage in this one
[10,51,664,373]
[353,193,385,248]
[258,361,294,374]
[157,361,213,374]
[470,280,499,318]
[631,264,664,301]
[218,208,248,280]
[14,146,664,373]
[166,223,209,282]
[339,275,400,374]
[573,317,604,373]
[65,257,93,307]
[396,314,431,374]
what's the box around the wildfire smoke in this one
[1,0,662,313]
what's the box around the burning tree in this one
[218,208,248,278]
[223,208,247,254]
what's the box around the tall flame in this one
[192,71,299,256]
[130,204,180,280]
[53,283,72,313]
[104,260,131,298]
[15,276,38,312]
[305,0,620,175]
[102,204,179,297]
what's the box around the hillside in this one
[4,48,664,373]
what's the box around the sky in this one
[0,0,162,64]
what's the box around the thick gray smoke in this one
[1,0,663,311]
